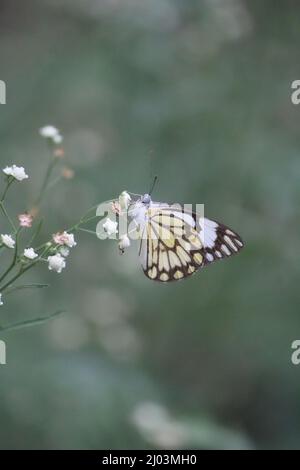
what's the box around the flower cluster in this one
[101,191,132,254]
[0,124,133,333]
[1,234,15,249]
[0,125,89,313]
[24,248,38,260]
[47,254,66,274]
[53,231,77,248]
[39,125,63,145]
[3,165,28,181]
[46,231,77,273]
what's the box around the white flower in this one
[119,235,131,251]
[53,231,77,248]
[103,218,118,236]
[1,234,15,249]
[23,248,38,260]
[65,233,76,248]
[119,191,131,210]
[39,125,63,144]
[39,125,58,138]
[131,402,187,448]
[53,133,63,144]
[47,254,66,273]
[39,125,59,138]
[59,247,70,257]
[3,165,28,181]
[0,294,3,306]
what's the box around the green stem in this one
[0,263,35,293]
[77,227,97,235]
[25,206,100,261]
[27,219,44,247]
[0,245,50,293]
[0,201,16,232]
[67,211,101,233]
[0,178,14,202]
[5,283,49,295]
[44,174,63,192]
[0,228,21,285]
[35,156,58,206]
[0,310,65,333]
[33,242,49,252]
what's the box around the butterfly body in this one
[127,194,244,282]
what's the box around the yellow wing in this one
[139,207,244,282]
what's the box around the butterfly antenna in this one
[149,175,158,196]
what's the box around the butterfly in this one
[124,191,244,282]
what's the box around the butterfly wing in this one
[139,206,244,282]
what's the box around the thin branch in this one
[0,201,16,232]
[0,310,65,333]
[28,219,44,247]
[35,155,58,206]
[44,174,63,192]
[0,178,14,202]
[0,228,21,285]
[0,244,50,293]
[77,227,97,235]
[5,283,49,295]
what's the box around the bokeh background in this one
[0,0,300,450]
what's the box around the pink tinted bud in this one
[18,213,33,228]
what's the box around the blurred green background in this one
[0,0,300,450]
